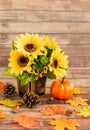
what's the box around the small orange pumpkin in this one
[50,77,74,99]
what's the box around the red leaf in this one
[0,81,6,93]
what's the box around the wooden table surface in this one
[0,87,90,130]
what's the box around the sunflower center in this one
[24,44,36,52]
[17,56,29,67]
[52,59,58,68]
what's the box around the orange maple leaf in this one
[49,118,80,130]
[13,115,38,128]
[39,105,65,116]
[0,81,6,93]
[0,109,8,118]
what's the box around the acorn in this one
[3,83,16,98]
[23,92,41,108]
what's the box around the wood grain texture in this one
[0,0,90,11]
[1,22,90,33]
[0,10,90,22]
[0,87,90,130]
[0,0,90,87]
[0,33,90,45]
[0,1,90,129]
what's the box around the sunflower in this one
[15,33,44,58]
[42,36,60,50]
[49,49,68,78]
[8,50,33,76]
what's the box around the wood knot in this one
[2,22,8,27]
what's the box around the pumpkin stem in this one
[61,77,65,83]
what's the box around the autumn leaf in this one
[50,118,67,130]
[66,97,88,107]
[74,87,83,95]
[13,115,38,128]
[39,105,65,116]
[0,109,8,118]
[12,106,20,113]
[0,99,21,107]
[0,81,6,93]
[49,118,80,130]
[75,106,90,117]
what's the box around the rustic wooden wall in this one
[0,0,90,87]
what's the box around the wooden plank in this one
[0,76,90,88]
[0,10,90,22]
[1,55,90,68]
[0,44,90,56]
[0,0,90,11]
[0,33,90,45]
[0,67,90,79]
[1,22,90,33]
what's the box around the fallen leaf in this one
[74,87,83,95]
[66,119,80,130]
[12,106,20,113]
[0,109,8,118]
[13,115,38,128]
[0,81,6,93]
[50,118,67,130]
[0,99,21,107]
[75,106,90,117]
[39,105,65,116]
[66,97,88,107]
[49,118,80,130]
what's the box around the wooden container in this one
[17,77,46,97]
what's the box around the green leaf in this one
[11,41,17,50]
[18,72,37,86]
[32,63,43,72]
[40,56,49,65]
[3,67,16,77]
[46,71,56,79]
[0,99,21,107]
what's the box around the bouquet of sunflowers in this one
[4,34,68,86]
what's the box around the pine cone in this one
[23,92,41,108]
[3,83,16,98]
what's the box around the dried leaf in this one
[0,109,8,118]
[12,106,20,113]
[13,115,38,128]
[0,81,6,93]
[74,87,83,95]
[49,118,80,130]
[66,119,80,130]
[66,97,88,107]
[50,118,67,130]
[0,99,21,107]
[40,105,65,116]
[75,106,90,117]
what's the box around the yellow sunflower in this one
[42,36,60,50]
[15,33,44,58]
[8,50,33,76]
[49,49,68,78]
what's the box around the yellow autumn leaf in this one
[0,99,21,107]
[66,97,88,107]
[74,87,83,95]
[75,106,90,117]
[49,118,80,130]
